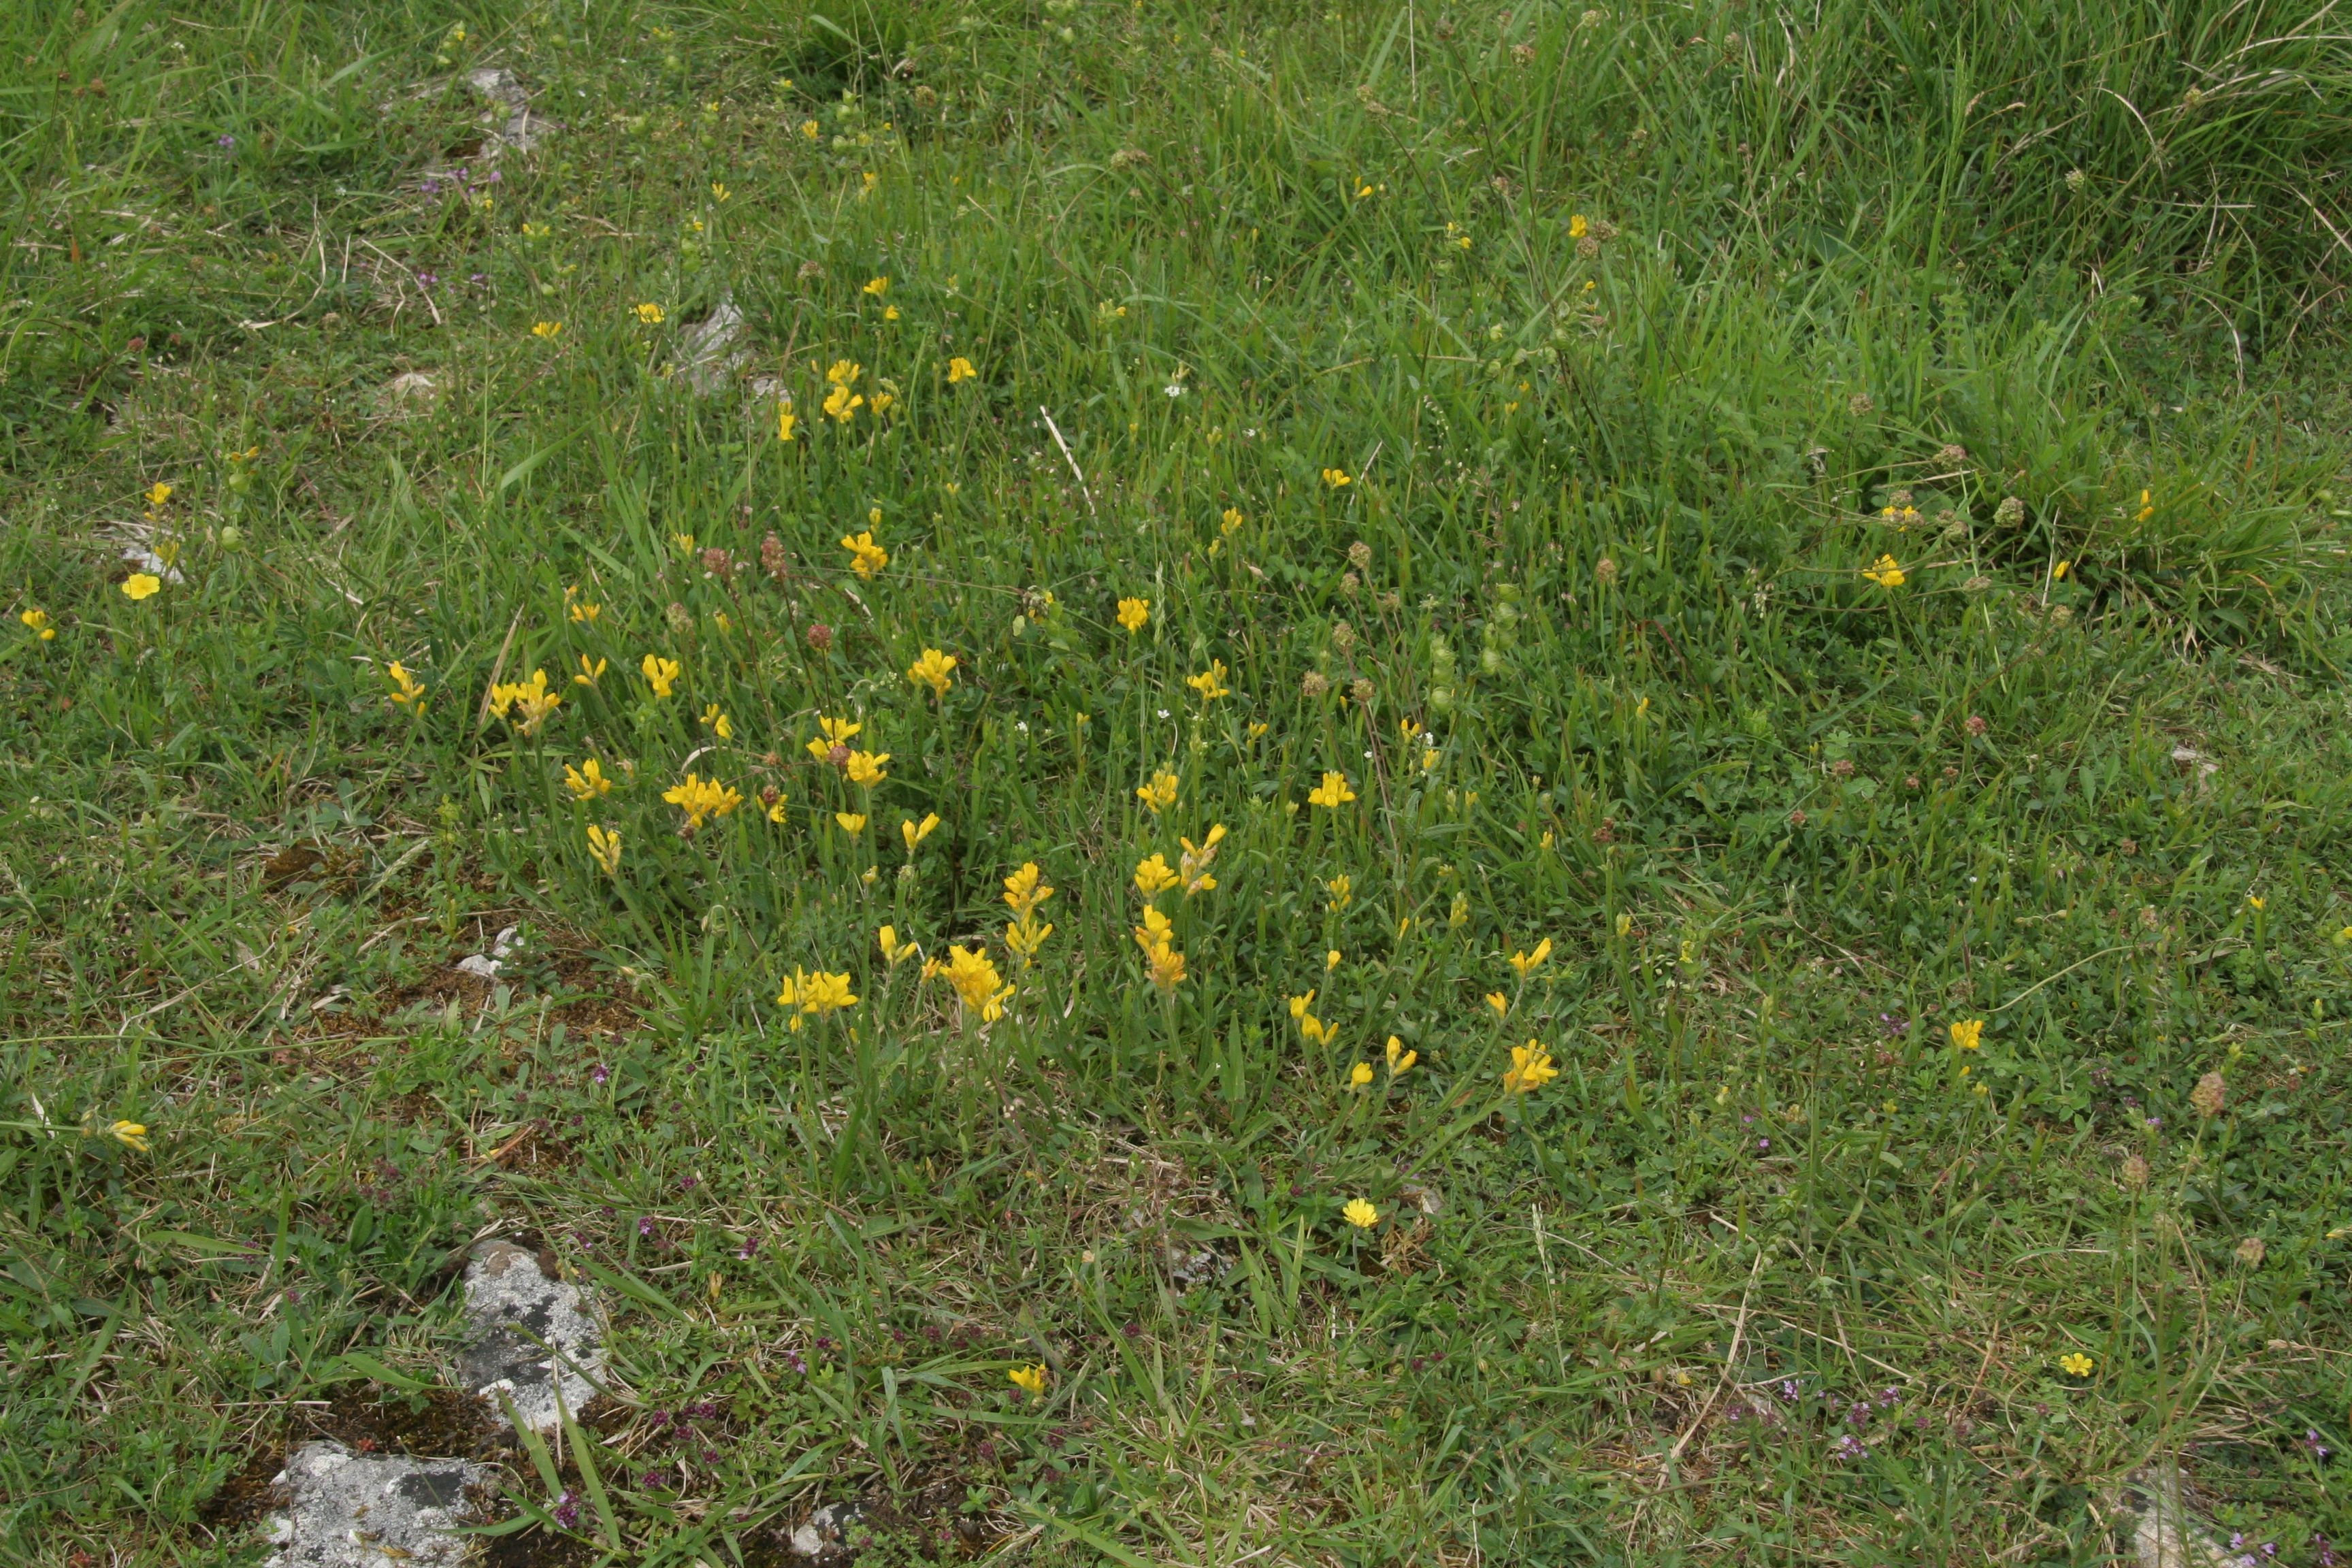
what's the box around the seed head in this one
[2190,1071,2226,1118]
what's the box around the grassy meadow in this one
[6,0,2352,1560]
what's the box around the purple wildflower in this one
[591,1063,609,1084]
[415,270,439,289]
[420,178,441,196]
[2304,1428,2332,1460]
[736,1237,757,1260]
[1757,1137,1771,1151]
[782,1348,806,1373]
[1779,1379,1799,1402]
[638,1215,655,1237]
[553,1488,580,1529]
[679,1173,698,1191]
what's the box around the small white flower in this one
[1364,749,1374,760]
[1156,708,1171,719]
[1164,382,1184,398]
[1016,721,1029,732]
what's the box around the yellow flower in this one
[664,772,742,830]
[1142,936,1188,992]
[1503,1041,1558,1094]
[1117,597,1150,633]
[777,968,859,1022]
[711,181,730,201]
[845,749,891,787]
[1009,1363,1048,1397]
[836,811,868,834]
[1321,468,1352,488]
[941,944,1013,1020]
[1508,937,1553,977]
[1341,1198,1379,1228]
[840,530,889,577]
[1134,854,1179,897]
[800,118,819,140]
[1307,771,1356,809]
[1003,862,1055,919]
[672,532,698,556]
[1137,769,1179,815]
[1326,948,1343,971]
[586,823,623,876]
[386,662,427,709]
[1569,214,1589,240]
[700,704,734,740]
[2136,489,2155,523]
[1861,555,1906,588]
[122,573,161,602]
[823,383,864,422]
[2057,1352,2094,1378]
[826,358,862,387]
[2053,559,2072,581]
[636,302,666,325]
[902,812,941,851]
[767,792,790,823]
[1486,991,1508,1019]
[879,926,915,965]
[908,647,958,696]
[1187,660,1231,700]
[1349,1060,1373,1088]
[640,655,681,699]
[100,1116,152,1153]
[1386,1036,1417,1078]
[144,482,174,511]
[1178,824,1226,894]
[947,356,977,383]
[564,760,613,799]
[532,320,561,339]
[2247,894,2265,911]
[573,655,606,687]
[1949,1018,1984,1051]
[489,669,563,734]
[863,276,890,297]
[777,402,798,442]
[19,608,55,641]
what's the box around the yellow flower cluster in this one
[662,772,742,830]
[1003,862,1055,966]
[488,669,561,734]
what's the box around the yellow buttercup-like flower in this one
[1003,862,1054,919]
[2057,1352,2094,1378]
[1307,771,1356,809]
[663,773,742,830]
[640,654,681,699]
[1949,1018,1984,1051]
[564,760,613,800]
[941,944,1015,1021]
[1342,1198,1379,1228]
[586,823,623,876]
[1503,1041,1558,1094]
[1137,769,1179,815]
[1178,825,1226,895]
[908,647,958,697]
[1117,597,1150,634]
[386,662,427,710]
[122,573,161,602]
[840,531,889,578]
[1009,1363,1047,1397]
[947,356,977,383]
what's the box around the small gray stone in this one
[262,1443,484,1568]
[2106,1465,2235,1567]
[674,295,750,394]
[457,1239,602,1431]
[789,1500,864,1562]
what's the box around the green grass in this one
[5,0,2352,1561]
